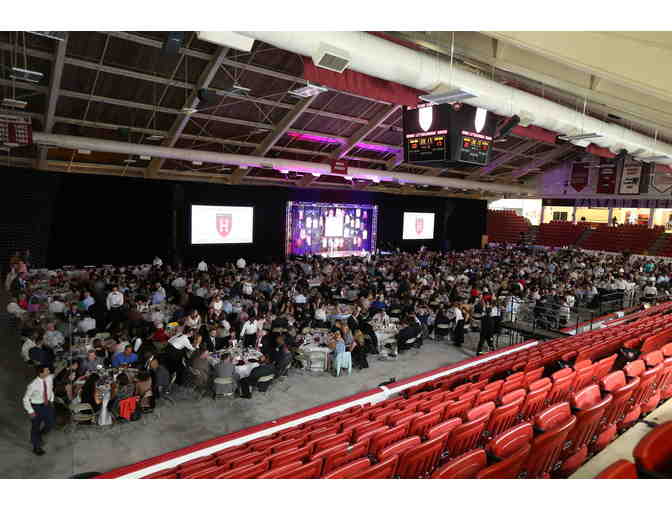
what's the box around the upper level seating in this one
[536,221,590,248]
[486,210,531,244]
[577,224,664,254]
[138,302,672,479]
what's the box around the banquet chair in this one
[434,323,452,342]
[254,374,275,396]
[68,403,98,437]
[213,377,235,401]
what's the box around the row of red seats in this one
[578,224,664,254]
[536,221,590,248]
[597,421,672,478]
[486,210,531,244]
[140,303,672,479]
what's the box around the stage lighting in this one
[289,83,328,99]
[496,115,520,140]
[9,67,43,84]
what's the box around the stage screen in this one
[402,212,435,240]
[286,201,378,257]
[190,205,254,244]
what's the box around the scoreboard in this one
[402,103,496,167]
[456,130,493,165]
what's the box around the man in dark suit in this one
[238,355,276,399]
[396,318,422,352]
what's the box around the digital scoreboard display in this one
[456,130,493,165]
[402,103,496,167]
[403,104,451,164]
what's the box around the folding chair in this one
[213,377,234,400]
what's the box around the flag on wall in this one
[570,162,590,192]
[618,163,642,195]
[596,159,617,194]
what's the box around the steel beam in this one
[38,34,68,169]
[146,46,229,178]
[510,144,577,178]
[330,105,400,160]
[474,139,541,177]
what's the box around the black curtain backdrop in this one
[4,168,486,269]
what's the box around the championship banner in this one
[652,164,672,193]
[570,162,590,192]
[596,159,617,194]
[639,162,652,194]
[619,163,642,194]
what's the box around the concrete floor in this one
[1,297,482,478]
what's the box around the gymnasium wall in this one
[3,168,486,269]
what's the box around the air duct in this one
[32,132,536,196]
[235,31,672,165]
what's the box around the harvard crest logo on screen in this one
[216,214,232,238]
[416,217,424,234]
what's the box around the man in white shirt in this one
[43,323,64,350]
[197,260,208,272]
[106,285,125,331]
[23,365,55,455]
[77,314,96,334]
[48,297,66,315]
[236,257,246,269]
[166,328,196,384]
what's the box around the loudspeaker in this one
[162,32,186,56]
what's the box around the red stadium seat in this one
[352,421,386,441]
[476,444,531,479]
[311,431,352,454]
[595,371,640,452]
[465,401,496,422]
[271,437,304,453]
[267,446,312,469]
[558,385,613,476]
[369,423,409,457]
[443,414,489,459]
[633,421,672,477]
[257,458,324,479]
[484,399,523,439]
[572,362,596,393]
[520,378,552,421]
[378,436,422,462]
[215,462,269,479]
[547,368,575,406]
[523,403,576,478]
[181,464,230,479]
[488,422,533,460]
[426,417,462,441]
[524,367,545,385]
[408,410,442,439]
[353,455,400,479]
[257,462,306,479]
[322,458,371,479]
[142,467,177,479]
[592,354,617,382]
[321,440,370,475]
[228,451,267,469]
[623,360,663,426]
[443,398,473,421]
[431,449,487,478]
[395,435,446,478]
[595,460,638,479]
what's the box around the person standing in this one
[23,365,54,456]
[106,285,125,332]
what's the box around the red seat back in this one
[593,354,617,381]
[466,401,496,422]
[215,462,269,479]
[524,414,576,478]
[322,458,371,479]
[633,421,672,477]
[595,460,638,479]
[566,389,613,455]
[378,436,422,462]
[431,449,487,478]
[426,417,462,441]
[396,435,446,478]
[485,399,523,439]
[444,414,488,458]
[520,385,551,421]
[476,444,531,479]
[488,422,533,459]
[572,364,596,392]
[500,388,526,406]
[267,446,311,469]
[354,455,399,479]
[546,370,575,406]
[369,423,410,457]
[321,440,369,475]
[408,410,442,438]
[443,398,473,421]
[599,373,640,430]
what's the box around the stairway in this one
[574,228,594,248]
[648,232,671,256]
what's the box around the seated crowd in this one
[6,246,672,414]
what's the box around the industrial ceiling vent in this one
[312,43,351,73]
